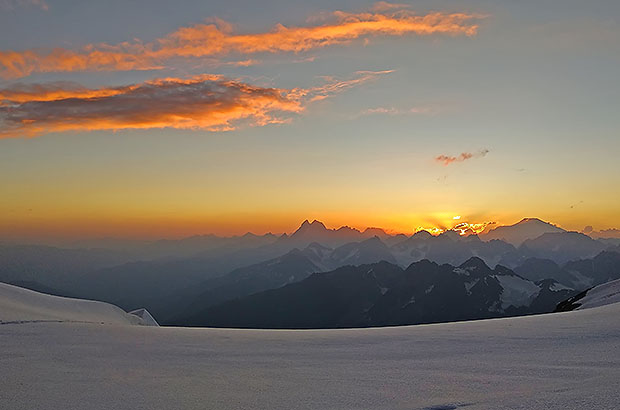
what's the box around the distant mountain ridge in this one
[281,219,393,248]
[3,217,619,325]
[176,257,577,329]
[480,218,565,246]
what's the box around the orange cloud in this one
[435,149,489,165]
[0,71,391,138]
[0,81,134,105]
[0,6,485,78]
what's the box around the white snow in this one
[1,283,620,409]
[494,275,540,309]
[453,267,469,276]
[0,282,142,325]
[128,308,159,327]
[576,278,620,310]
[549,282,572,292]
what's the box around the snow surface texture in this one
[0,282,153,326]
[1,291,620,409]
[576,278,620,310]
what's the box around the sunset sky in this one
[1,0,619,241]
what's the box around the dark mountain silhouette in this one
[165,237,397,323]
[561,251,620,287]
[519,232,606,265]
[481,218,565,246]
[514,258,579,286]
[66,232,279,260]
[317,236,397,269]
[175,257,576,329]
[0,244,134,288]
[3,218,616,326]
[154,232,279,259]
[168,249,322,323]
[280,219,393,249]
[508,249,620,290]
[390,231,516,267]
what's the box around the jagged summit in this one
[286,220,388,248]
[459,256,491,271]
[298,219,327,231]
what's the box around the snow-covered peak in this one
[0,282,145,326]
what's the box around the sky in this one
[1,0,619,241]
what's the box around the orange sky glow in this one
[1,2,618,243]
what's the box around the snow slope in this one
[0,282,151,325]
[494,274,541,309]
[575,278,620,310]
[1,296,619,409]
[128,308,160,326]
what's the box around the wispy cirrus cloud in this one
[0,71,391,138]
[0,0,48,11]
[304,70,395,102]
[357,105,439,117]
[435,149,489,165]
[0,5,485,78]
[371,2,412,12]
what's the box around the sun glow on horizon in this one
[0,1,619,244]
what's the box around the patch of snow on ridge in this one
[0,282,142,325]
[495,275,540,309]
[453,268,469,276]
[576,278,620,310]
[549,282,572,292]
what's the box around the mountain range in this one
[174,257,576,328]
[2,217,619,327]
